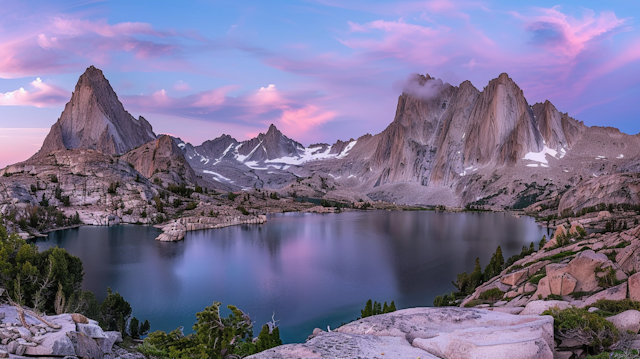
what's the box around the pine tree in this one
[539,235,547,250]
[373,301,382,315]
[382,302,389,313]
[469,258,483,291]
[361,299,373,318]
[495,246,504,269]
[130,317,140,339]
[528,242,535,253]
[388,301,396,312]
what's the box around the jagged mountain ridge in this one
[37,66,157,156]
[16,66,640,210]
[177,72,640,210]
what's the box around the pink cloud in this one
[122,84,337,141]
[522,7,627,59]
[0,78,69,107]
[0,16,188,79]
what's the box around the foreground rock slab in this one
[248,307,554,359]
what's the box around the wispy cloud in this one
[122,84,337,140]
[0,78,69,107]
[0,15,194,79]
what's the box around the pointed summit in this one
[37,66,156,157]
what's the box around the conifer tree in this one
[361,299,373,318]
[383,302,389,313]
[539,235,547,249]
[388,301,396,312]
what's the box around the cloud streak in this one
[0,78,69,107]
[122,84,337,140]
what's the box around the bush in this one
[478,288,504,301]
[141,302,281,359]
[543,307,619,353]
[590,299,640,316]
[167,184,193,197]
[173,199,183,208]
[598,268,623,289]
[50,174,58,183]
[433,293,457,307]
[237,206,250,215]
[228,192,239,201]
[107,182,119,194]
[186,202,197,211]
[529,273,546,285]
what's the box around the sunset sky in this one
[1,0,640,167]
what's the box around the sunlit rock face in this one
[37,65,156,157]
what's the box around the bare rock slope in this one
[37,66,156,156]
[248,307,554,359]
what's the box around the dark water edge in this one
[36,210,548,343]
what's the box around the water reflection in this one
[37,211,546,343]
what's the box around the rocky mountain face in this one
[37,66,156,156]
[7,66,640,213]
[121,135,197,186]
[177,72,639,211]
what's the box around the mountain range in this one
[7,66,640,214]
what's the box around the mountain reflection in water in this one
[37,211,547,343]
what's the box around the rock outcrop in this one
[0,304,124,358]
[37,66,156,157]
[121,135,197,186]
[156,214,267,241]
[248,307,554,359]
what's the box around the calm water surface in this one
[37,211,548,343]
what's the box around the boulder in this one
[334,307,555,359]
[582,283,628,307]
[566,250,609,292]
[546,264,577,296]
[95,331,122,355]
[247,332,437,359]
[531,276,551,300]
[24,314,77,357]
[76,323,107,339]
[606,310,640,334]
[412,324,553,359]
[488,307,525,315]
[501,269,529,287]
[67,331,103,359]
[617,242,640,274]
[71,313,89,324]
[520,300,571,316]
[629,272,640,302]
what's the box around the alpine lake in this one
[35,210,549,343]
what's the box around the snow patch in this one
[526,164,539,167]
[348,175,356,179]
[203,170,234,183]
[596,156,606,160]
[235,141,263,162]
[178,143,186,149]
[617,154,624,159]
[211,144,235,166]
[337,140,357,158]
[523,146,558,164]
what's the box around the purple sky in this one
[1,0,640,167]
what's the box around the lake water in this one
[37,211,548,343]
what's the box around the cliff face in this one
[121,135,197,185]
[38,66,156,156]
